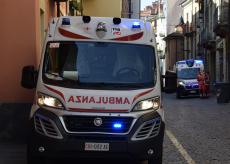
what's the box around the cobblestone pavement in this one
[1,93,230,164]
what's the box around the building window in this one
[191,39,193,59]
[168,40,170,51]
[191,10,193,23]
[187,41,189,59]
[187,13,189,27]
[168,40,170,59]
[195,38,196,59]
[195,7,197,22]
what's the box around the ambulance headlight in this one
[132,97,159,112]
[37,93,64,109]
[179,81,185,85]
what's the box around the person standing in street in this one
[203,71,210,98]
[197,71,205,98]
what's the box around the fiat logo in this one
[94,117,102,126]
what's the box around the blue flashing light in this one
[132,21,140,28]
[62,18,70,25]
[147,118,160,124]
[113,123,122,129]
[195,60,203,64]
[36,113,49,121]
[178,62,186,64]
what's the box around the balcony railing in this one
[201,28,212,44]
[201,28,216,49]
[213,6,228,32]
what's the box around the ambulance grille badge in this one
[94,117,102,126]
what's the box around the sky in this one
[141,0,156,11]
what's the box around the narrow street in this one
[1,93,230,164]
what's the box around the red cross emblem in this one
[85,27,90,30]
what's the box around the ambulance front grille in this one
[34,114,63,139]
[131,118,161,141]
[63,116,133,133]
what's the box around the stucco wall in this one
[83,0,122,17]
[0,0,68,102]
[0,0,37,102]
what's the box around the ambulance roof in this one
[177,60,204,68]
[47,16,155,46]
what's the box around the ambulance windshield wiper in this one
[44,72,80,84]
[44,73,102,87]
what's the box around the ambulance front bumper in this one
[28,108,165,160]
[178,85,199,95]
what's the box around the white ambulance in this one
[174,59,204,99]
[21,16,177,164]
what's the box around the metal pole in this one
[129,0,131,19]
[176,37,177,62]
[81,0,83,16]
[57,1,60,17]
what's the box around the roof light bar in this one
[178,62,186,64]
[195,60,203,64]
[132,21,140,28]
[62,18,70,25]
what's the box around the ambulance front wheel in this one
[177,91,181,99]
[27,141,46,164]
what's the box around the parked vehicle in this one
[21,16,177,164]
[174,60,204,98]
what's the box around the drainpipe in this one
[176,37,178,62]
[81,0,83,16]
[129,0,131,18]
[228,0,230,82]
[57,1,60,17]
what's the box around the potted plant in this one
[71,0,83,16]
[159,32,165,37]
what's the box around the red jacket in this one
[204,74,210,85]
[197,74,205,84]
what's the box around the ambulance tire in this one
[177,91,181,99]
[148,147,163,164]
[27,141,46,164]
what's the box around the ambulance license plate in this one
[190,91,196,93]
[85,143,109,151]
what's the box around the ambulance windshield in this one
[178,68,200,79]
[42,41,156,89]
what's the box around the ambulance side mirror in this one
[21,65,37,89]
[162,70,177,94]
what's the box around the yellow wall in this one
[83,0,122,17]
